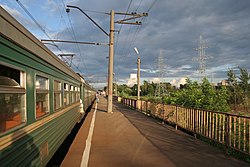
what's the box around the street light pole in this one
[107,10,115,113]
[134,47,140,100]
[137,56,140,100]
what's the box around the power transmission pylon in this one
[155,49,166,96]
[193,35,210,80]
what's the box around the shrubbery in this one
[162,78,230,112]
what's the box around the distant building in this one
[217,80,229,86]
[127,73,137,87]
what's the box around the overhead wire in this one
[16,0,53,42]
[114,0,133,56]
[66,9,90,76]
[115,0,158,83]
[126,0,158,55]
[62,0,111,83]
[135,0,143,11]
[147,0,158,12]
[16,0,72,65]
[129,0,158,73]
[16,0,87,75]
[122,0,158,62]
[60,0,90,76]
[114,0,133,82]
[51,0,82,68]
[55,0,73,40]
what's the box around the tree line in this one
[115,67,249,114]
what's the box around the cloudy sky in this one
[1,0,250,88]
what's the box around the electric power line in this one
[16,0,85,74]
[115,0,158,83]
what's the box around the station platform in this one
[60,97,249,167]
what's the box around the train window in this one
[76,87,80,101]
[64,83,69,106]
[78,87,80,101]
[0,64,26,134]
[70,85,74,103]
[74,87,77,101]
[54,81,62,111]
[36,75,49,118]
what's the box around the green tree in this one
[141,80,149,96]
[182,78,203,108]
[214,86,230,112]
[131,84,137,96]
[117,84,132,97]
[227,68,238,110]
[201,77,216,110]
[238,67,250,111]
[148,83,155,96]
[163,78,230,112]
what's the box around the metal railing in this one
[120,97,250,156]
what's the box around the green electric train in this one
[0,6,95,166]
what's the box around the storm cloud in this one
[1,0,250,88]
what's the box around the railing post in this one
[225,114,229,155]
[135,100,137,109]
[194,109,197,138]
[162,102,165,124]
[175,105,178,130]
[141,100,142,112]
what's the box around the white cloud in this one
[1,4,22,17]
[150,78,160,83]
[1,0,250,87]
[171,77,187,88]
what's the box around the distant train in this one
[0,6,95,166]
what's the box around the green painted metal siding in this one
[0,36,80,84]
[0,8,97,165]
[0,105,80,167]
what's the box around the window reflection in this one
[64,83,69,106]
[54,81,61,110]
[0,64,26,133]
[36,76,49,118]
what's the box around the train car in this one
[0,6,95,166]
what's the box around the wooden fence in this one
[121,97,250,156]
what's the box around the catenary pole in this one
[107,10,115,113]
[64,6,147,113]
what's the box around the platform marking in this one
[80,102,97,167]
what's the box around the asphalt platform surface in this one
[61,97,249,167]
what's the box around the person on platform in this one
[95,92,99,103]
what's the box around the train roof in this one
[0,6,81,82]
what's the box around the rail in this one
[119,97,250,157]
